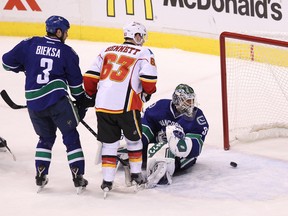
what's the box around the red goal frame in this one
[220,31,288,150]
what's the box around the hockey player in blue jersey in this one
[1,15,92,192]
[141,84,209,188]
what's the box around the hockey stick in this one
[0,90,128,166]
[0,90,27,109]
[4,142,16,161]
[1,89,136,192]
[0,137,16,161]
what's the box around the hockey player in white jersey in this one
[83,22,157,194]
[141,84,209,188]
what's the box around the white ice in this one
[1,36,288,216]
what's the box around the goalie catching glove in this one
[166,125,192,158]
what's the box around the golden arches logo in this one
[107,0,153,20]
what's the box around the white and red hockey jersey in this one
[83,42,157,114]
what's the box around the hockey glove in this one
[76,103,88,121]
[75,93,95,120]
[141,92,151,103]
[81,92,96,108]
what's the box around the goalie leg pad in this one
[146,158,175,188]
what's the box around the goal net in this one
[220,32,288,150]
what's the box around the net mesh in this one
[224,35,288,142]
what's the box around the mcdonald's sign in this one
[107,0,153,20]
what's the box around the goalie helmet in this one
[45,15,70,34]
[172,84,196,117]
[123,21,147,45]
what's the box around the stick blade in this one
[0,90,27,109]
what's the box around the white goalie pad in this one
[166,125,192,158]
[146,142,175,188]
[146,158,175,188]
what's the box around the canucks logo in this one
[177,140,187,152]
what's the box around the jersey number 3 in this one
[37,58,53,84]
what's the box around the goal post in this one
[220,31,288,150]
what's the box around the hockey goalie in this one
[142,84,209,188]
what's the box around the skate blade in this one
[103,187,110,199]
[76,186,86,195]
[37,186,44,193]
[131,181,146,192]
[36,178,49,193]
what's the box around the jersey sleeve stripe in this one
[83,70,100,79]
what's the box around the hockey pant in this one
[30,96,85,176]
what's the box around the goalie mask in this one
[123,21,147,45]
[172,84,196,117]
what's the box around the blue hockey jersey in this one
[142,99,209,159]
[2,36,84,111]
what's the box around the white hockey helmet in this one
[123,21,147,45]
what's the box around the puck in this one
[230,161,237,168]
